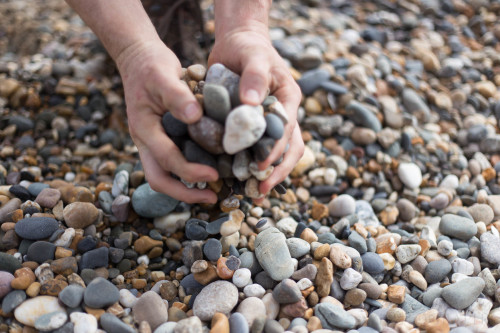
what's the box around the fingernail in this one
[184,103,200,121]
[245,89,260,104]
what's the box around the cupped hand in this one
[208,26,305,198]
[117,40,219,204]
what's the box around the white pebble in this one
[137,255,150,266]
[70,312,97,333]
[232,268,252,288]
[119,289,137,308]
[243,284,266,298]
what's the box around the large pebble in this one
[132,291,169,330]
[192,280,238,321]
[84,277,119,308]
[223,105,266,154]
[441,277,485,310]
[205,63,240,106]
[236,296,266,327]
[328,194,356,217]
[397,163,422,189]
[439,214,477,241]
[63,202,99,229]
[131,183,178,218]
[314,303,356,330]
[480,232,500,265]
[14,296,65,326]
[188,116,225,154]
[34,311,68,332]
[0,271,14,298]
[203,83,231,123]
[100,313,135,333]
[70,312,97,333]
[255,227,294,281]
[15,217,59,240]
[401,88,431,122]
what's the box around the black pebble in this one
[162,112,188,137]
[79,247,109,270]
[185,219,209,240]
[252,137,275,162]
[9,185,31,201]
[256,219,268,229]
[26,241,56,264]
[273,184,287,195]
[183,141,217,169]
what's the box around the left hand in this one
[208,26,305,199]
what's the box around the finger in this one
[153,70,202,124]
[140,147,218,204]
[259,124,304,195]
[258,76,301,170]
[239,54,271,105]
[133,114,219,183]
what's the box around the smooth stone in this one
[133,291,169,330]
[131,183,178,218]
[162,112,188,137]
[188,116,225,154]
[480,232,500,266]
[28,183,50,197]
[206,216,229,235]
[286,238,311,258]
[26,241,56,263]
[402,88,431,122]
[361,252,385,274]
[83,277,119,308]
[185,219,208,240]
[314,303,356,330]
[345,101,381,132]
[395,244,421,264]
[79,247,109,270]
[34,311,68,332]
[174,316,202,333]
[340,268,363,290]
[229,312,249,333]
[203,83,231,123]
[297,69,330,95]
[439,214,478,241]
[100,313,135,333]
[203,238,222,262]
[112,170,129,197]
[223,105,266,154]
[0,271,14,298]
[348,231,367,254]
[265,113,284,140]
[35,188,61,208]
[441,277,485,310]
[0,253,22,273]
[232,150,252,181]
[70,312,98,333]
[424,259,452,284]
[183,140,217,168]
[14,217,59,240]
[398,163,422,189]
[319,81,348,95]
[9,185,31,201]
[236,297,266,327]
[400,295,429,324]
[255,227,294,281]
[272,279,302,304]
[14,296,66,326]
[2,290,26,314]
[0,198,21,223]
[63,202,99,229]
[205,63,240,106]
[192,280,238,321]
[58,285,84,308]
[252,137,275,162]
[328,194,356,217]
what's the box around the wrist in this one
[214,0,271,38]
[115,38,168,77]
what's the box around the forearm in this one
[65,0,161,68]
[214,0,272,37]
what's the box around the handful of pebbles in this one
[162,63,289,199]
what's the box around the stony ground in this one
[1,0,500,332]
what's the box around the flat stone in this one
[236,297,266,328]
[132,291,169,330]
[229,312,249,333]
[193,280,238,321]
[14,296,65,326]
[100,313,135,333]
[439,214,477,241]
[265,113,284,140]
[314,303,356,330]
[35,188,61,208]
[441,277,485,310]
[0,253,21,273]
[83,277,119,308]
[2,290,26,314]
[131,183,178,218]
[15,217,59,240]
[26,241,56,263]
[255,227,294,281]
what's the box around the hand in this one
[208,26,305,198]
[117,40,219,204]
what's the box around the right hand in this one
[116,40,219,204]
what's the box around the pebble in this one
[70,312,98,333]
[439,214,478,241]
[480,232,500,265]
[397,163,422,189]
[236,296,267,327]
[35,188,61,208]
[424,259,452,284]
[14,217,59,240]
[2,290,26,314]
[328,194,356,217]
[132,291,169,330]
[34,311,68,332]
[100,313,135,333]
[272,279,302,304]
[314,303,356,330]
[58,284,84,308]
[203,83,231,123]
[361,252,384,274]
[193,281,238,321]
[255,227,294,281]
[441,277,485,310]
[14,296,65,326]
[63,202,99,229]
[229,312,249,333]
[131,183,178,218]
[83,277,119,308]
[223,105,266,154]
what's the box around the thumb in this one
[239,56,270,105]
[159,76,202,124]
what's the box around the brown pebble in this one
[281,297,308,318]
[11,268,35,290]
[51,257,78,276]
[315,257,333,297]
[85,306,105,320]
[210,312,229,333]
[344,288,367,306]
[311,202,329,220]
[329,246,352,269]
[216,257,234,279]
[387,307,406,322]
[132,279,147,289]
[387,285,406,304]
[300,228,318,243]
[168,306,187,322]
[134,236,163,255]
[306,316,322,332]
[159,281,178,301]
[414,309,439,329]
[39,279,68,296]
[25,282,40,297]
[63,202,99,229]
[313,244,330,260]
[194,264,218,285]
[426,318,450,333]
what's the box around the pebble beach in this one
[2,0,500,332]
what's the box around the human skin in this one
[65,0,304,204]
